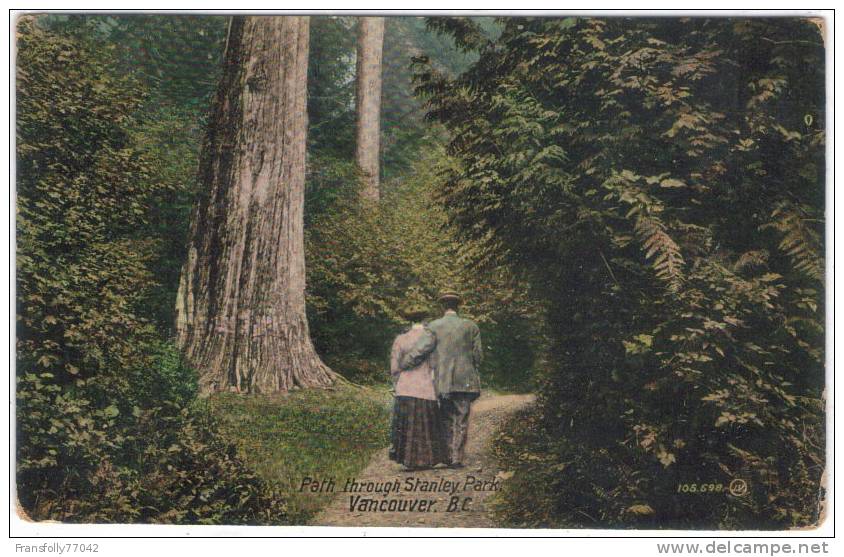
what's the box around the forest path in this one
[312,392,535,528]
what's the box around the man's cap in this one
[438,290,462,304]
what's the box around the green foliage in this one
[145,341,199,407]
[479,316,539,393]
[381,17,500,183]
[306,16,501,184]
[419,17,825,528]
[308,16,357,159]
[16,15,162,390]
[18,360,287,524]
[304,152,463,381]
[37,14,228,332]
[304,16,537,389]
[208,385,392,523]
[305,151,540,387]
[131,102,208,331]
[106,15,228,111]
[109,16,227,331]
[16,18,286,524]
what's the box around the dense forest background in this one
[16,15,825,528]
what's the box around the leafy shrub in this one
[16,17,287,524]
[17,365,287,524]
[420,17,825,528]
[305,151,541,388]
[144,341,199,409]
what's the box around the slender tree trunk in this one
[175,16,334,395]
[355,16,385,201]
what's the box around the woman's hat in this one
[401,304,429,321]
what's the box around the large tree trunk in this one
[175,16,334,395]
[355,16,385,201]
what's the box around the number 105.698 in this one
[676,483,724,493]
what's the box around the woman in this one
[388,306,446,471]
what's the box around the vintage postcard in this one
[12,10,831,535]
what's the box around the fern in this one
[419,16,825,529]
[634,213,685,292]
[764,202,823,282]
[604,170,685,291]
[733,249,769,273]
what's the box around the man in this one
[399,291,482,468]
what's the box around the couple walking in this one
[389,291,483,471]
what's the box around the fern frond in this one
[634,214,685,292]
[603,170,685,292]
[764,202,823,282]
[734,250,769,273]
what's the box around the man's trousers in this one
[439,393,476,465]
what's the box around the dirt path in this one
[313,392,535,528]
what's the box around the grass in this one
[206,383,392,524]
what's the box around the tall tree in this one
[176,16,335,394]
[355,16,385,200]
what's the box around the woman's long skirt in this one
[389,396,446,469]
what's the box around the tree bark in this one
[175,16,334,395]
[355,16,385,201]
